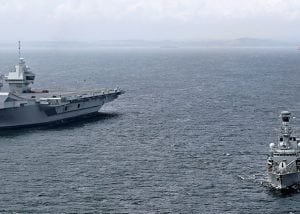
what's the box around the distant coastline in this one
[0,38,298,49]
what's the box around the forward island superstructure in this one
[267,111,300,190]
[0,43,124,129]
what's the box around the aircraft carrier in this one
[0,43,124,129]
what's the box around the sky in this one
[0,0,300,42]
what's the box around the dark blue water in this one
[0,47,300,213]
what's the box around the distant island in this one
[0,38,298,49]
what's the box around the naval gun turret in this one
[267,111,300,190]
[5,41,35,93]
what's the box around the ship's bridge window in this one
[283,116,290,122]
[26,76,35,80]
[77,104,80,108]
[293,137,296,141]
[280,137,283,141]
[274,153,296,156]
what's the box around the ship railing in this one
[92,88,122,96]
[270,160,299,174]
[285,161,297,174]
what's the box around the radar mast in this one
[18,41,21,61]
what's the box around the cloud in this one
[45,0,300,21]
[2,0,299,22]
[0,0,300,41]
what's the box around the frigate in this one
[0,42,124,129]
[267,111,300,190]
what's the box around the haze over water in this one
[0,47,299,213]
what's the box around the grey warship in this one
[0,43,124,129]
[267,111,300,190]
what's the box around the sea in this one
[0,47,300,213]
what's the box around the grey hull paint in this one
[268,172,300,189]
[0,93,119,129]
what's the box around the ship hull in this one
[0,91,121,129]
[0,105,102,129]
[268,172,300,190]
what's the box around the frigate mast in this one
[279,111,293,149]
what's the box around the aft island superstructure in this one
[0,43,124,129]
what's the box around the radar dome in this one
[269,143,275,149]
